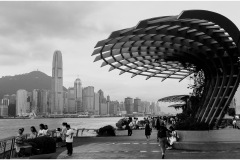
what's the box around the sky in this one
[0,1,240,114]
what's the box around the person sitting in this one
[167,126,179,149]
[15,128,26,157]
[29,126,38,139]
[44,125,51,136]
[38,124,46,137]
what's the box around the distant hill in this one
[0,71,67,99]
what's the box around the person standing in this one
[135,118,139,129]
[145,120,152,142]
[128,120,133,136]
[157,122,169,159]
[65,124,74,156]
[55,128,62,147]
[61,122,68,147]
[156,117,161,130]
[233,118,237,129]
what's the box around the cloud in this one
[0,1,239,112]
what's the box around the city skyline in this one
[0,2,240,113]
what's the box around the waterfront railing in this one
[0,134,29,159]
[0,128,98,158]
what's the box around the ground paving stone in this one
[55,129,240,159]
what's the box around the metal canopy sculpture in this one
[158,95,189,103]
[92,10,240,127]
[168,104,186,109]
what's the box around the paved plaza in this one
[54,130,240,159]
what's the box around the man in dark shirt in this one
[157,123,169,159]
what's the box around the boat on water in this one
[78,115,90,118]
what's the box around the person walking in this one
[157,122,170,159]
[65,124,74,156]
[145,120,152,142]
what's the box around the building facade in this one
[125,97,133,114]
[83,86,94,114]
[134,98,141,113]
[0,104,8,117]
[74,78,83,113]
[51,50,63,114]
[4,94,16,117]
[109,101,119,115]
[67,87,75,113]
[16,89,30,116]
[63,91,68,114]
[94,92,99,115]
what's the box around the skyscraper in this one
[83,86,94,114]
[5,94,16,117]
[94,92,99,115]
[67,87,75,113]
[125,97,133,114]
[63,91,68,114]
[16,89,30,116]
[51,50,63,114]
[74,78,83,113]
[134,98,141,113]
[32,89,39,115]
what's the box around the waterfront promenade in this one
[29,129,240,159]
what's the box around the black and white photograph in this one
[0,1,240,159]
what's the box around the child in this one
[65,124,74,156]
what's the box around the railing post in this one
[10,138,15,158]
[76,129,79,137]
[3,141,6,159]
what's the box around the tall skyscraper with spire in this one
[51,50,63,114]
[74,78,83,113]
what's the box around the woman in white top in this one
[38,124,46,137]
[65,124,75,156]
[167,126,179,149]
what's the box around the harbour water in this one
[0,117,122,139]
